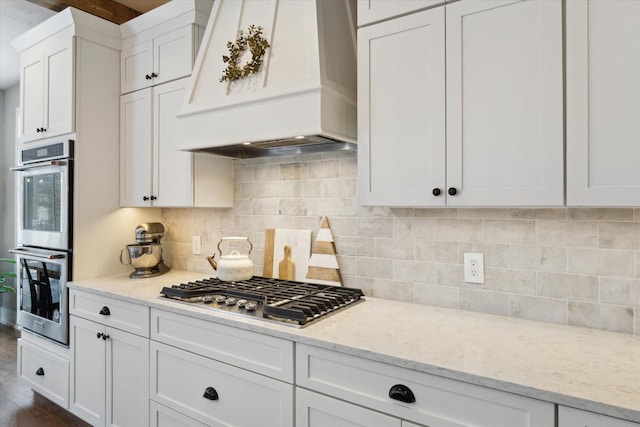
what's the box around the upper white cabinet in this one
[120,78,233,207]
[358,0,564,207]
[566,0,640,206]
[121,25,199,94]
[357,0,443,26]
[18,27,74,143]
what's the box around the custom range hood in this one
[176,0,357,158]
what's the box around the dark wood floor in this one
[0,324,90,427]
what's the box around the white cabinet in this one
[358,0,563,207]
[17,332,70,409]
[149,309,294,426]
[296,343,555,427]
[18,26,74,143]
[357,0,443,26]
[120,78,233,207]
[121,25,198,94]
[566,0,640,206]
[559,406,639,427]
[69,290,150,427]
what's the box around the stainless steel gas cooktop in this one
[159,276,364,327]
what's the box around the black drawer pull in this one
[389,384,415,403]
[35,367,45,376]
[99,306,111,316]
[203,386,219,401]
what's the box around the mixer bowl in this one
[126,244,163,269]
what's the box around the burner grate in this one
[160,276,364,326]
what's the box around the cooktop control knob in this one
[225,298,237,306]
[237,299,247,308]
[215,295,227,304]
[202,295,214,304]
[245,302,257,311]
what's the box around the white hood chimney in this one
[176,0,357,158]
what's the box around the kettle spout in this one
[207,254,217,270]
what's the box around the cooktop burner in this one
[159,276,364,327]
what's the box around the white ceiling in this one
[0,0,169,90]
[0,0,55,90]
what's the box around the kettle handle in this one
[217,237,253,256]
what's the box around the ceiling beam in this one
[25,0,142,24]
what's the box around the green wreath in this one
[220,25,270,82]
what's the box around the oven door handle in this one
[9,249,66,260]
[11,159,69,171]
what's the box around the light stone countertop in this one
[69,269,640,423]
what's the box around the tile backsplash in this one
[162,151,640,335]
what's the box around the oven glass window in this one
[19,259,62,323]
[23,172,62,232]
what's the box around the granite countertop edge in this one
[68,271,640,424]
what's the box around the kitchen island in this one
[66,269,640,426]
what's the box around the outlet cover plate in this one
[463,253,484,284]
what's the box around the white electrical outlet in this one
[192,235,202,255]
[463,253,484,284]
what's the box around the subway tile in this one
[356,257,393,279]
[415,241,458,263]
[280,163,308,180]
[508,245,566,272]
[238,182,266,198]
[408,218,437,239]
[483,220,535,245]
[265,181,294,198]
[414,208,458,218]
[324,178,356,198]
[393,260,435,284]
[308,198,342,216]
[537,272,598,302]
[253,199,279,215]
[344,275,374,296]
[254,163,280,181]
[435,263,467,287]
[484,268,536,295]
[509,295,567,325]
[357,217,394,238]
[436,218,482,242]
[308,160,339,179]
[535,220,566,246]
[509,208,566,220]
[413,284,459,309]
[339,157,357,178]
[335,255,356,276]
[567,208,633,221]
[374,279,413,303]
[393,216,413,239]
[459,289,509,316]
[599,222,640,250]
[374,238,414,260]
[279,199,307,216]
[336,236,375,257]
[457,208,509,219]
[567,248,635,278]
[599,277,640,306]
[568,301,634,334]
[566,221,598,248]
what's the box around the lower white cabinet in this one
[558,406,639,427]
[150,340,294,426]
[150,400,207,427]
[296,343,555,427]
[17,332,70,409]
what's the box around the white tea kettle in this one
[207,237,254,282]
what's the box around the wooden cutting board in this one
[263,229,311,282]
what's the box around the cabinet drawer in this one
[358,0,443,26]
[150,308,293,382]
[558,406,639,427]
[296,344,554,427]
[70,289,149,337]
[150,341,293,427]
[18,338,69,408]
[150,400,207,427]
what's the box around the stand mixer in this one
[120,223,170,279]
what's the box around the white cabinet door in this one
[121,40,153,94]
[107,327,149,427]
[153,26,195,87]
[120,88,153,207]
[358,7,446,206]
[357,0,443,26]
[153,78,194,206]
[19,27,74,143]
[297,388,399,427]
[559,406,639,427]
[566,0,640,206]
[445,0,563,206]
[70,315,107,426]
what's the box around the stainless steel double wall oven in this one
[11,139,73,345]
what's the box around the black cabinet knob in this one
[99,306,110,316]
[432,188,441,197]
[36,128,41,133]
[102,334,110,341]
[35,367,45,376]
[448,187,457,196]
[145,74,151,80]
[203,386,219,401]
[389,384,415,403]
[97,332,102,339]
[151,72,158,78]
[143,196,150,201]
[150,195,157,201]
